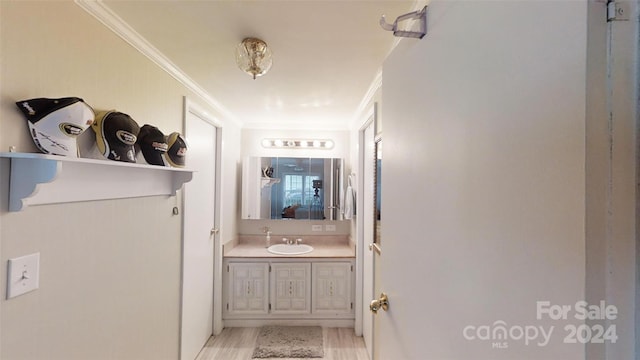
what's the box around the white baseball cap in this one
[16,97,95,157]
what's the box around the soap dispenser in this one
[262,226,272,248]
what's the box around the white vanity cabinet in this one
[223,259,354,324]
[227,262,270,315]
[312,262,353,315]
[270,263,311,314]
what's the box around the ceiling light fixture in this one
[235,37,273,79]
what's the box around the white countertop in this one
[224,235,355,258]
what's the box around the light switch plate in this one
[7,252,40,299]
[311,224,323,232]
[325,224,336,231]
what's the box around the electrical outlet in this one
[325,224,336,231]
[7,252,40,299]
[311,224,323,232]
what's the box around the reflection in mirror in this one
[242,157,343,220]
[374,138,382,246]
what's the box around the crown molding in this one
[351,69,382,131]
[74,0,241,127]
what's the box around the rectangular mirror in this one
[242,157,343,220]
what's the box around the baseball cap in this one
[92,110,140,162]
[136,124,168,166]
[164,132,187,167]
[15,97,95,157]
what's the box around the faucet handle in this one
[282,238,289,244]
[295,238,302,245]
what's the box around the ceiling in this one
[101,1,417,130]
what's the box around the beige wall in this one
[0,2,241,359]
[220,123,242,245]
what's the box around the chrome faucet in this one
[282,237,303,245]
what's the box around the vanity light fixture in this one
[261,139,334,149]
[235,37,273,79]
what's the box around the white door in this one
[361,119,376,358]
[181,102,217,360]
[375,1,598,359]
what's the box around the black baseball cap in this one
[164,132,187,167]
[92,110,140,162]
[136,124,168,166]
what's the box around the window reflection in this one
[242,157,343,220]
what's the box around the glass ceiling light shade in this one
[235,37,272,79]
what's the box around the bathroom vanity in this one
[223,236,355,327]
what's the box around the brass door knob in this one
[369,292,389,314]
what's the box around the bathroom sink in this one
[267,244,314,255]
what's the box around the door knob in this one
[369,292,389,314]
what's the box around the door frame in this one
[180,97,224,355]
[358,103,377,358]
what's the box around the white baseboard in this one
[223,319,355,328]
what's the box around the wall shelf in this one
[260,177,280,188]
[0,152,194,212]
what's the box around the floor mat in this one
[252,326,324,358]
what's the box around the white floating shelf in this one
[260,177,280,188]
[0,152,194,212]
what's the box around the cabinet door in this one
[270,263,311,314]
[227,263,269,315]
[312,262,353,314]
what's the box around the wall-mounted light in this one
[235,37,273,79]
[261,138,334,149]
